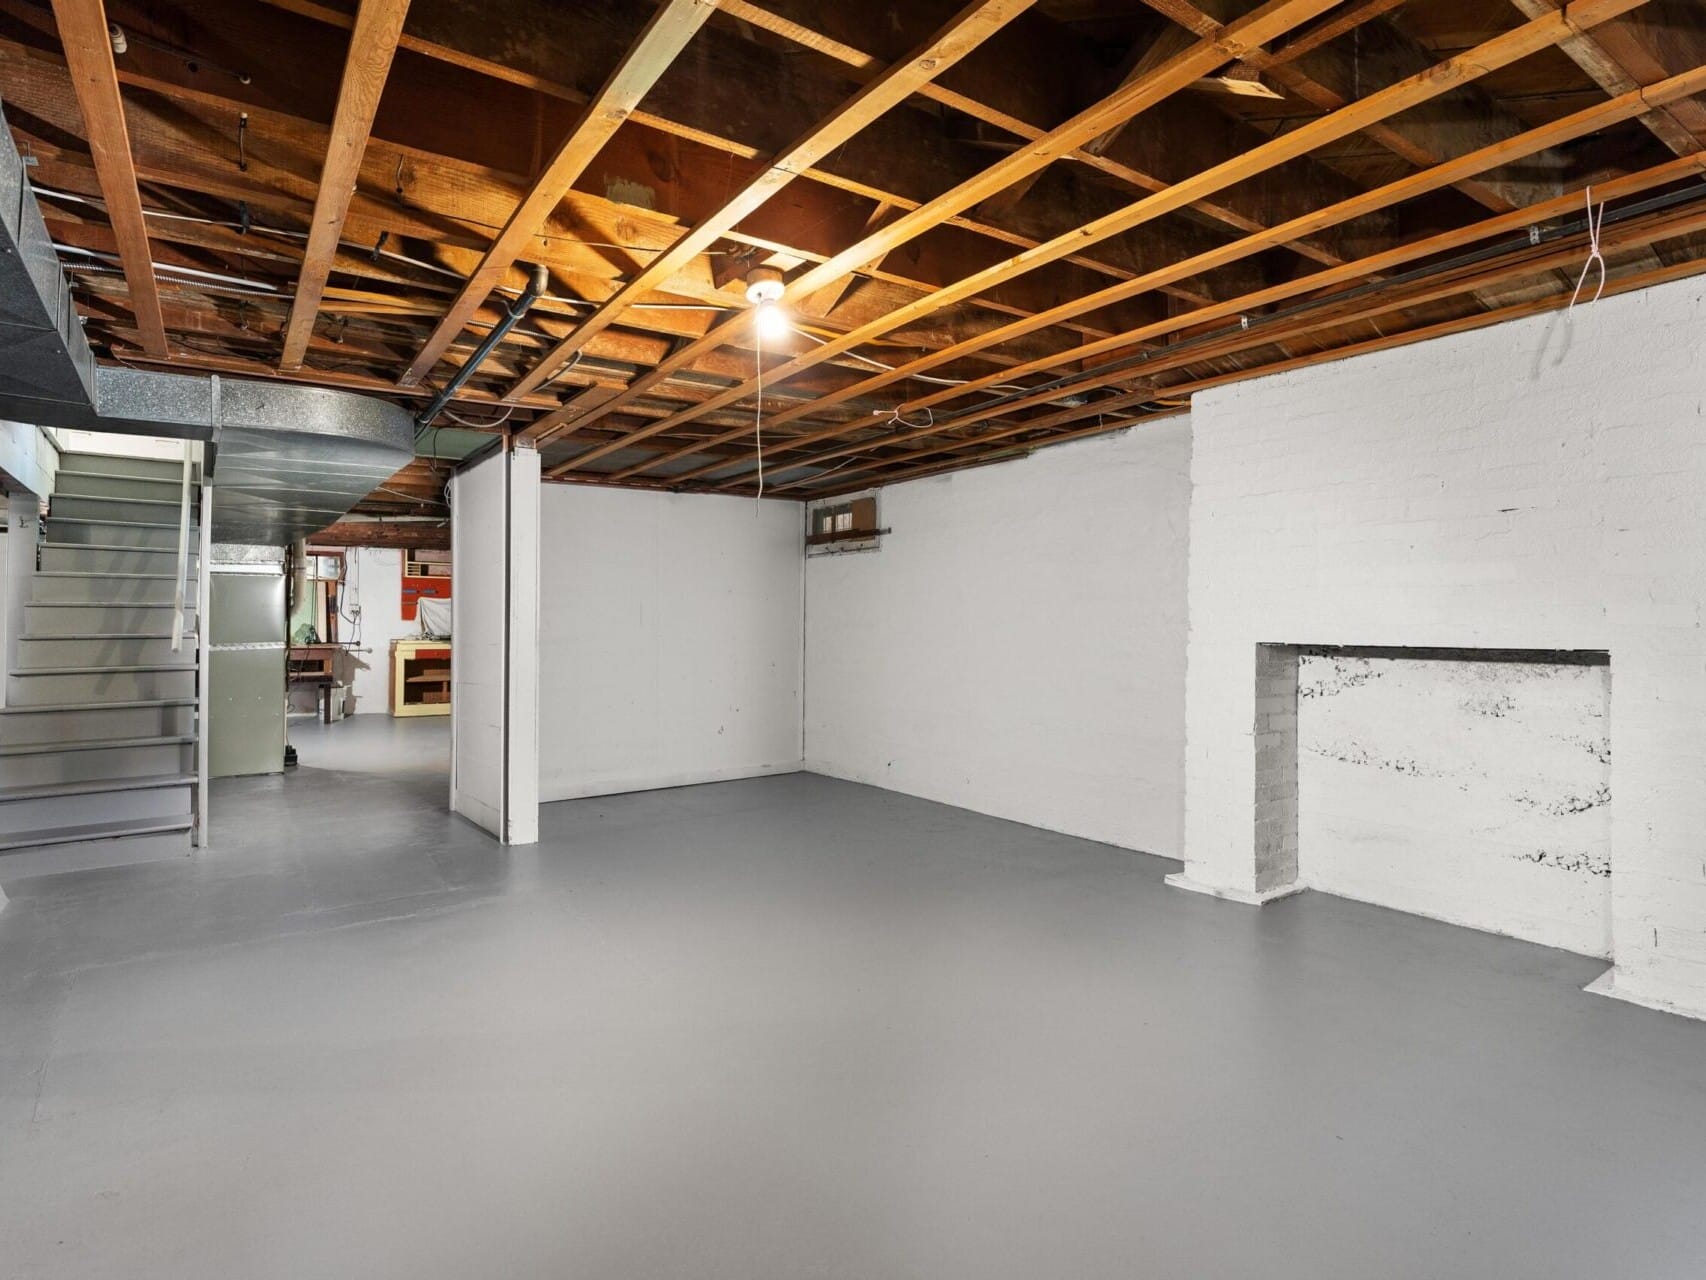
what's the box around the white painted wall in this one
[340,547,411,714]
[281,547,414,716]
[53,427,184,462]
[0,420,57,497]
[451,448,539,844]
[1297,654,1612,957]
[1182,273,1706,1018]
[0,422,51,699]
[805,421,1191,855]
[537,485,802,802]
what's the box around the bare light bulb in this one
[755,301,791,342]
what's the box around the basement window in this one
[806,494,883,555]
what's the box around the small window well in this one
[806,494,885,554]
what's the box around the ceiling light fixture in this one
[745,265,790,340]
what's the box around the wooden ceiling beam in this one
[1262,0,1410,69]
[700,228,1691,490]
[396,0,716,388]
[583,0,1654,482]
[720,0,1378,270]
[801,252,1706,497]
[47,0,167,356]
[1143,0,1571,213]
[736,0,1345,316]
[2,32,1180,395]
[841,59,1706,425]
[28,147,1093,391]
[504,0,1036,405]
[1510,0,1706,155]
[900,191,1706,443]
[545,0,1345,466]
[739,136,1706,487]
[280,0,410,370]
[16,0,1706,499]
[249,0,1252,313]
[309,520,449,549]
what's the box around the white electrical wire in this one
[753,314,766,499]
[337,547,363,646]
[442,405,514,429]
[877,406,934,429]
[1568,185,1607,313]
[36,184,738,313]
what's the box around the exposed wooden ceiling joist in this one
[280,0,410,370]
[573,0,1658,482]
[505,0,1039,408]
[8,0,1706,501]
[542,0,1349,466]
[802,249,1706,497]
[396,0,716,388]
[1510,0,1706,155]
[48,0,167,356]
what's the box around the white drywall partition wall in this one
[450,447,539,844]
[1180,273,1706,1019]
[805,420,1191,855]
[537,485,802,802]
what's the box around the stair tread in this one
[0,814,193,853]
[11,672,196,682]
[42,542,197,552]
[59,451,188,465]
[22,633,198,641]
[0,733,194,757]
[45,517,192,530]
[0,698,196,714]
[34,571,181,580]
[0,772,194,801]
[56,470,185,485]
[52,492,183,507]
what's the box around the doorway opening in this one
[284,538,452,796]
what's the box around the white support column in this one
[1,501,37,705]
[1168,642,1307,906]
[193,482,212,848]
[449,444,539,844]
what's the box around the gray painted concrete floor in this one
[2,714,1705,1278]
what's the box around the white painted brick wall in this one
[1297,654,1612,957]
[1184,274,1706,1018]
[806,420,1190,854]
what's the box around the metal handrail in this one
[171,439,192,652]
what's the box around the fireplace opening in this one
[1258,644,1611,957]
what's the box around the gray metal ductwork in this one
[0,99,412,544]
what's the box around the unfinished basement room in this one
[4,0,1706,1274]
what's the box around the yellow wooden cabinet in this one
[390,638,452,717]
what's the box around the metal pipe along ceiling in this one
[414,262,551,437]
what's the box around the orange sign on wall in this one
[401,575,450,621]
